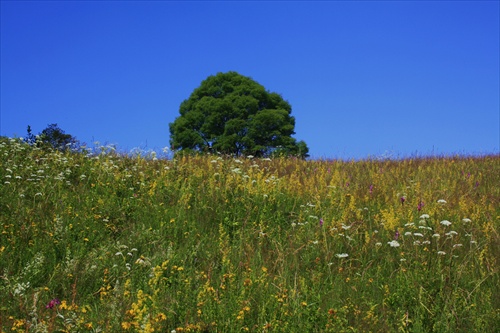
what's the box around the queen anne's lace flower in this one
[388,240,400,247]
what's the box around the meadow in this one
[1,137,499,332]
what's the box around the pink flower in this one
[319,218,324,227]
[46,298,60,309]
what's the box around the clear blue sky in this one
[1,1,499,159]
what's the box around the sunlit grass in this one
[1,137,499,332]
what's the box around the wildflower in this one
[400,196,406,204]
[341,224,351,230]
[445,231,458,237]
[46,298,60,309]
[440,220,452,226]
[388,240,400,247]
[394,230,400,240]
[432,233,440,238]
[375,242,382,246]
[420,214,430,219]
[453,244,463,248]
[404,231,412,236]
[437,199,447,204]
[13,282,30,296]
[419,226,432,230]
[319,218,324,227]
[122,322,133,330]
[437,251,446,256]
[413,233,424,237]
[335,253,349,258]
[417,201,424,211]
[462,218,471,223]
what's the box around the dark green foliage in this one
[26,125,36,145]
[27,123,79,151]
[169,71,309,158]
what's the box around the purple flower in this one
[400,196,406,205]
[417,201,424,211]
[46,298,60,309]
[369,185,374,194]
[319,218,324,227]
[394,230,400,240]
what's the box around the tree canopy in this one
[27,124,79,151]
[169,71,309,158]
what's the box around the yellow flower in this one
[13,319,25,328]
[122,322,132,330]
[59,300,68,310]
[156,312,167,321]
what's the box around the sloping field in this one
[1,138,499,332]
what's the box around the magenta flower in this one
[319,218,324,227]
[417,201,424,211]
[400,196,406,205]
[46,298,60,309]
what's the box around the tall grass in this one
[1,137,499,332]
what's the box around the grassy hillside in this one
[1,138,499,332]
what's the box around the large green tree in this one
[169,71,309,158]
